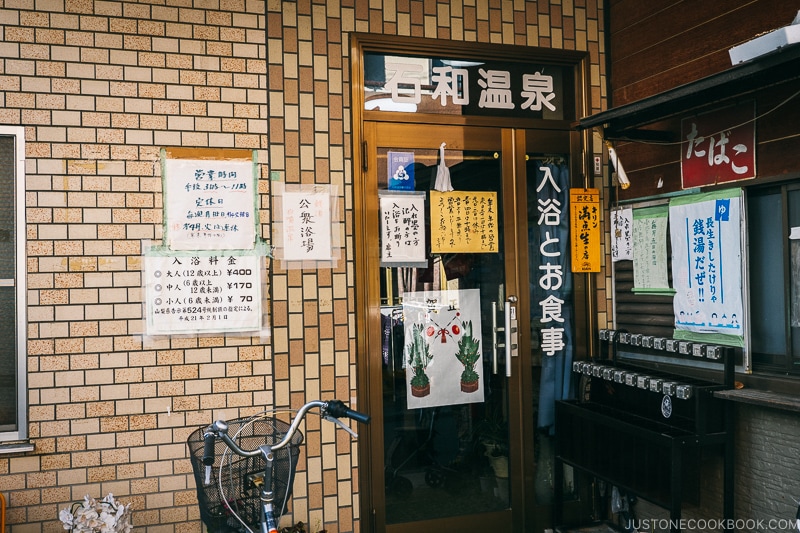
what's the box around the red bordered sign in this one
[680,102,756,189]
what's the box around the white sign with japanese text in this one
[281,189,333,261]
[632,206,670,291]
[379,192,427,267]
[611,208,633,262]
[164,158,256,251]
[144,250,263,335]
[669,190,743,336]
[385,63,558,112]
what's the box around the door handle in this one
[491,301,503,375]
[504,296,518,378]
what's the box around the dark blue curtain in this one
[531,161,574,434]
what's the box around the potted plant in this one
[406,322,433,397]
[454,320,481,393]
[59,493,133,532]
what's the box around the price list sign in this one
[144,251,263,335]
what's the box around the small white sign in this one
[380,192,427,267]
[164,158,256,251]
[281,189,333,261]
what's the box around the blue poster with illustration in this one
[669,189,743,336]
[388,151,415,191]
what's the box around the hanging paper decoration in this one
[402,289,484,409]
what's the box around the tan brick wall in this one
[0,1,606,532]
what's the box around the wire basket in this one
[187,416,304,533]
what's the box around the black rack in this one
[554,329,735,533]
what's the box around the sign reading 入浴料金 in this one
[144,247,265,336]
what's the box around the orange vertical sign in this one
[570,188,601,273]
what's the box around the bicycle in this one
[188,399,370,533]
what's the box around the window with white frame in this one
[0,126,27,442]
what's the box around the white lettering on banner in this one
[431,66,469,106]
[478,69,515,109]
[680,103,755,188]
[521,72,557,111]
[381,62,558,113]
[385,62,423,104]
[537,165,565,356]
[685,123,750,176]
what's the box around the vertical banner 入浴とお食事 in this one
[669,189,743,336]
[632,205,671,293]
[163,155,257,251]
[379,191,427,267]
[532,162,573,433]
[402,289,484,409]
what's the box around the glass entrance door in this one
[379,129,512,529]
[359,122,571,532]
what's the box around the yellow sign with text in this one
[430,191,499,253]
[570,188,601,272]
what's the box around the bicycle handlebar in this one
[325,399,371,425]
[201,399,370,464]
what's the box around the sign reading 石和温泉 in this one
[143,244,267,336]
[681,102,756,189]
[669,189,743,336]
[430,191,498,253]
[364,54,575,121]
[164,157,257,251]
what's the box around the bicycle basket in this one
[187,416,304,533]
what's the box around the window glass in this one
[0,132,23,438]
[748,190,786,365]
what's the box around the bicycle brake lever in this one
[324,415,358,438]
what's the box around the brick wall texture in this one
[0,1,607,532]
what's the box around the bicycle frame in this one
[201,399,369,533]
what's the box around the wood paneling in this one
[608,0,799,106]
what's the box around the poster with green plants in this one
[402,289,484,409]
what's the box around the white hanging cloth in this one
[433,142,453,192]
